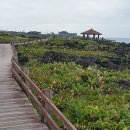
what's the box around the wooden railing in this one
[11,59,77,130]
[11,39,48,47]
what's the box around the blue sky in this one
[0,0,130,37]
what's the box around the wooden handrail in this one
[11,59,77,130]
[12,68,60,130]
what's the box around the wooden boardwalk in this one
[0,44,48,130]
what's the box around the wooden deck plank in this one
[0,123,48,130]
[0,44,48,130]
[0,114,40,122]
[0,97,28,103]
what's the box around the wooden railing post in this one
[42,89,53,123]
[12,44,18,64]
[22,67,30,86]
[20,67,29,92]
[43,89,53,101]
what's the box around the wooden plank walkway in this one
[0,44,49,130]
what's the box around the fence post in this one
[43,89,53,101]
[20,67,29,93]
[22,67,29,86]
[42,89,53,123]
[12,44,18,64]
[11,43,18,77]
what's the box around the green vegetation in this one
[17,38,130,130]
[0,32,29,43]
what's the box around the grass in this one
[0,34,29,43]
[17,38,130,130]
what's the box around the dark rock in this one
[100,58,121,69]
[118,80,130,90]
[113,43,128,57]
[39,51,101,67]
[118,43,128,48]
[39,51,130,69]
[107,60,119,69]
[75,57,100,67]
[39,51,76,64]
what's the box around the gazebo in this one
[81,28,102,39]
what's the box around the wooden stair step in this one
[0,93,27,100]
[0,97,28,104]
[0,103,33,110]
[0,114,40,122]
[0,82,16,85]
[0,118,39,127]
[0,116,40,124]
[0,110,37,119]
[0,100,29,106]
[0,78,14,80]
[0,85,20,90]
[0,111,38,120]
[0,73,12,78]
[0,91,22,94]
[0,105,36,114]
[0,123,48,130]
[0,89,20,93]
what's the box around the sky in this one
[0,0,130,38]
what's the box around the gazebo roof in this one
[81,28,102,35]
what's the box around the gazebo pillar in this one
[87,34,89,39]
[93,34,95,39]
[83,34,85,38]
[98,35,100,39]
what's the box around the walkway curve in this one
[0,44,48,130]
